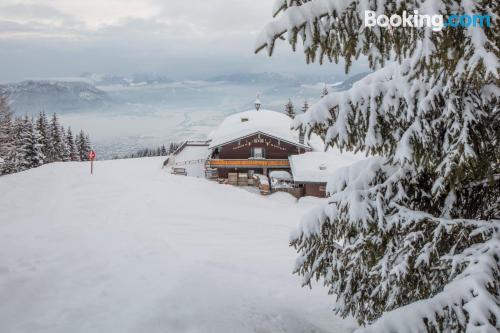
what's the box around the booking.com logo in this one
[365,10,492,31]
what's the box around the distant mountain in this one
[0,80,110,114]
[207,72,352,88]
[80,73,172,87]
[207,72,297,85]
[332,72,371,91]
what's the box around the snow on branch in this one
[292,60,498,197]
[290,154,500,327]
[357,236,500,333]
[258,1,499,330]
[256,0,498,79]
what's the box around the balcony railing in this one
[208,159,290,168]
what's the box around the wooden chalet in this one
[167,101,364,198]
[206,100,311,183]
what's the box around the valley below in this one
[1,72,368,159]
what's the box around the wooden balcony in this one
[208,159,290,168]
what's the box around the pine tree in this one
[76,130,86,161]
[13,116,31,172]
[24,117,44,169]
[168,142,180,154]
[284,99,295,118]
[35,112,51,163]
[257,1,499,331]
[49,113,63,162]
[76,130,92,161]
[66,127,77,161]
[160,145,167,156]
[60,125,70,162]
[84,134,92,157]
[301,99,309,113]
[0,95,16,175]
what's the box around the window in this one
[252,147,265,159]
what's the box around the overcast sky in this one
[0,0,366,82]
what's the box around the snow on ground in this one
[0,157,356,333]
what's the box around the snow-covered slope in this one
[0,157,355,333]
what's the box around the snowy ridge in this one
[1,80,109,114]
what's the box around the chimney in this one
[254,95,261,111]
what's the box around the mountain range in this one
[0,80,110,115]
[0,72,370,115]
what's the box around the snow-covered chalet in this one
[206,100,311,181]
[168,99,363,198]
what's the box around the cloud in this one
[0,3,75,21]
[0,1,363,82]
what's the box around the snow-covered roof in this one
[173,140,210,156]
[173,144,210,178]
[289,151,365,183]
[269,170,293,181]
[174,145,209,163]
[209,109,308,148]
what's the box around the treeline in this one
[0,96,93,176]
[120,142,180,159]
[284,84,328,119]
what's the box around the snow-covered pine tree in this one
[0,96,17,175]
[160,145,167,156]
[284,98,296,118]
[49,113,63,162]
[168,142,180,154]
[35,112,51,163]
[301,99,309,113]
[13,116,31,172]
[76,130,92,161]
[320,84,329,98]
[60,125,70,162]
[84,134,92,157]
[256,1,499,332]
[75,130,86,161]
[25,117,44,169]
[66,127,77,161]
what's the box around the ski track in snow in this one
[0,157,356,333]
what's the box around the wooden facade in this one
[208,132,309,179]
[297,182,327,198]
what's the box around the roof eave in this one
[209,131,311,150]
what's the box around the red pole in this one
[89,150,96,175]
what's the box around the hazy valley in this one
[1,72,368,159]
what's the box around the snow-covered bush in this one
[256,0,499,331]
